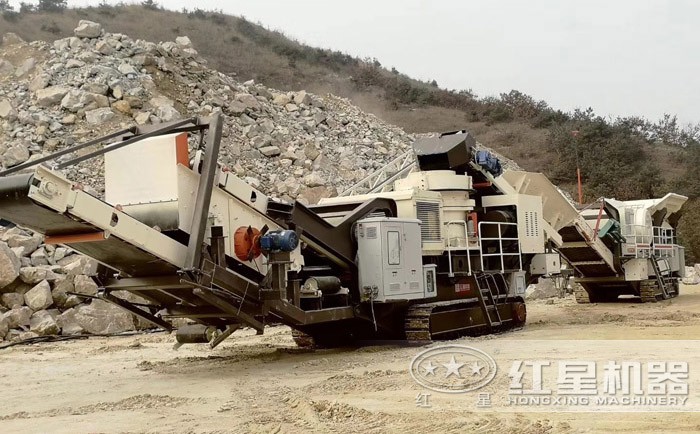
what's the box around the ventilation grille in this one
[524,211,539,237]
[409,281,420,291]
[389,283,401,292]
[416,202,441,242]
[366,226,377,239]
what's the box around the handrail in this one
[444,220,471,277]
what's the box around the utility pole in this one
[571,130,583,205]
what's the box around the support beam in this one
[100,293,173,331]
[185,113,223,269]
[191,286,264,332]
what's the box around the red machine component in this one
[233,226,262,261]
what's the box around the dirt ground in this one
[2,285,700,433]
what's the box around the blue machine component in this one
[475,150,502,176]
[260,230,299,252]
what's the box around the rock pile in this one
[683,265,700,285]
[0,225,142,341]
[0,20,420,205]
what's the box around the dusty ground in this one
[2,285,700,433]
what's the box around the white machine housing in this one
[355,217,426,302]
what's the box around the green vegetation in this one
[1,3,699,261]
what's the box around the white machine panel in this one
[530,253,561,275]
[105,132,188,206]
[356,217,424,302]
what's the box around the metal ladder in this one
[650,255,671,299]
[475,273,504,327]
[339,150,417,196]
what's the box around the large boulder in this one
[0,98,16,119]
[525,278,560,300]
[1,143,30,168]
[29,310,60,336]
[74,20,102,38]
[19,267,58,284]
[73,275,97,296]
[2,306,32,329]
[0,316,8,339]
[5,233,42,255]
[0,242,20,289]
[24,280,53,311]
[36,86,71,107]
[56,308,84,335]
[85,107,116,124]
[1,292,24,309]
[682,266,700,285]
[73,300,135,334]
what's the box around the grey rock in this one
[304,143,320,160]
[74,300,135,334]
[36,86,71,107]
[175,36,193,48]
[59,256,97,276]
[30,248,49,266]
[95,40,114,55]
[29,310,60,336]
[0,59,14,76]
[6,233,42,254]
[155,105,181,122]
[52,275,78,309]
[303,173,325,187]
[85,107,116,124]
[2,306,32,329]
[73,275,97,296]
[118,63,138,76]
[272,94,292,106]
[19,267,58,284]
[74,20,103,38]
[134,111,151,125]
[1,293,24,309]
[259,145,282,157]
[61,90,109,112]
[0,242,21,289]
[1,143,29,168]
[0,99,16,119]
[81,83,109,95]
[236,93,261,110]
[0,317,8,339]
[14,57,36,78]
[56,308,84,335]
[24,280,53,311]
[29,73,52,92]
[293,90,311,105]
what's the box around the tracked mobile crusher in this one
[0,115,670,347]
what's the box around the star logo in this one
[422,361,437,375]
[469,361,483,376]
[442,356,465,378]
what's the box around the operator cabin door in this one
[382,222,406,296]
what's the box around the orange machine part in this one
[467,212,479,237]
[233,226,262,261]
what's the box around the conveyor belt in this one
[0,173,179,277]
[0,174,96,236]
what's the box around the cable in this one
[369,288,377,332]
[0,329,167,350]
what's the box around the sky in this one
[8,1,700,123]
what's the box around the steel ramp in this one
[498,171,617,277]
